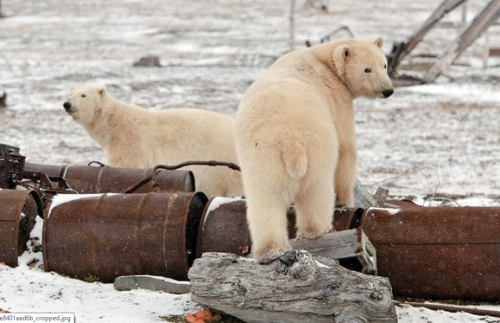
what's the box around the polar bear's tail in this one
[280,140,308,179]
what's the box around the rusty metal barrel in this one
[196,197,364,258]
[24,162,195,194]
[43,191,207,282]
[0,189,43,266]
[360,202,500,300]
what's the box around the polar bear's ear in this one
[98,87,107,97]
[374,37,383,48]
[333,44,350,78]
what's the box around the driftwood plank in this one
[189,251,397,323]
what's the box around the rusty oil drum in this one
[24,162,195,194]
[360,202,500,300]
[196,197,364,258]
[43,191,207,282]
[0,189,43,266]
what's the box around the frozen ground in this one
[1,0,500,322]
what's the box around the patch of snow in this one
[46,194,103,218]
[206,196,242,214]
[136,275,191,287]
[395,304,497,323]
[0,264,200,322]
[47,193,121,218]
[18,216,44,267]
[367,207,400,215]
[203,196,244,227]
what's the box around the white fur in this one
[235,37,393,261]
[64,85,243,198]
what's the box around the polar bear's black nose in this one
[382,89,394,98]
[63,102,72,111]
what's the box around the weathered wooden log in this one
[189,251,397,323]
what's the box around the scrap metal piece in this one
[305,26,355,48]
[0,144,25,189]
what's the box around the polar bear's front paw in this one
[258,251,285,265]
[254,244,293,265]
[335,196,354,208]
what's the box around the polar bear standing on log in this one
[235,37,394,262]
[63,85,243,198]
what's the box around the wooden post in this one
[289,0,296,52]
[461,1,468,25]
[423,0,500,83]
[387,0,466,76]
[483,29,490,68]
[189,250,397,323]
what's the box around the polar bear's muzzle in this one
[381,89,394,98]
[63,102,74,113]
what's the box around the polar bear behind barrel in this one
[63,85,243,198]
[235,37,393,262]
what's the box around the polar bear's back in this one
[132,107,243,197]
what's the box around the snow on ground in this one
[1,0,500,322]
[0,264,200,322]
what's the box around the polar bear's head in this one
[63,85,107,126]
[333,37,393,99]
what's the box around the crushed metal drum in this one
[361,202,500,300]
[0,189,43,266]
[196,197,364,258]
[24,162,195,194]
[43,191,207,282]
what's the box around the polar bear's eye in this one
[81,94,86,98]
[384,64,387,69]
[364,68,371,73]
